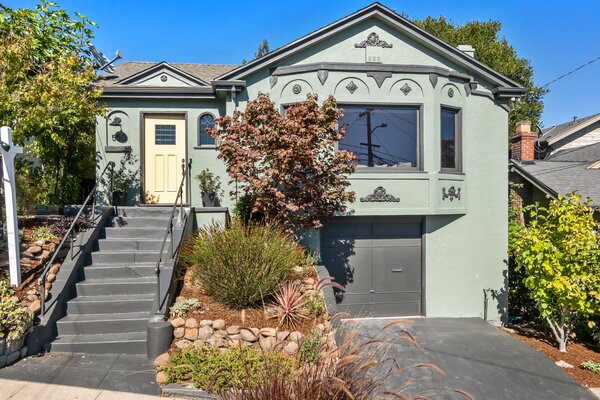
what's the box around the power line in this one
[541,55,600,88]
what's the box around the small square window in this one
[155,125,176,145]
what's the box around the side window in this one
[199,114,216,146]
[441,108,461,171]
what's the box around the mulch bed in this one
[504,326,600,387]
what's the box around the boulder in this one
[154,352,170,367]
[184,328,198,341]
[44,282,52,291]
[28,300,41,314]
[199,319,213,327]
[289,331,303,342]
[39,250,51,261]
[173,327,185,339]
[175,340,189,349]
[34,240,45,247]
[259,327,276,337]
[197,327,214,341]
[170,317,185,328]
[49,265,60,275]
[185,318,198,329]
[27,246,43,256]
[214,330,228,338]
[240,328,258,343]
[228,334,241,341]
[207,337,227,348]
[226,325,240,335]
[277,331,290,341]
[213,319,226,330]
[47,274,56,283]
[259,336,276,352]
[156,371,168,384]
[283,341,299,355]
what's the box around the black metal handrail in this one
[150,158,192,321]
[38,161,115,316]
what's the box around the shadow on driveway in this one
[343,317,596,400]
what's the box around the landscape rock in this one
[277,331,290,341]
[170,317,185,328]
[197,327,214,341]
[27,289,36,295]
[289,331,303,342]
[213,319,226,330]
[259,336,276,351]
[173,327,185,339]
[185,328,198,341]
[43,243,56,253]
[175,340,189,349]
[20,346,27,359]
[6,351,19,365]
[228,339,241,348]
[27,295,37,302]
[185,318,198,329]
[156,371,168,384]
[283,341,299,355]
[47,273,56,283]
[39,250,51,261]
[207,337,227,348]
[45,282,52,290]
[228,334,241,341]
[214,330,228,338]
[226,325,240,335]
[9,296,19,304]
[21,251,34,259]
[556,360,574,369]
[28,300,41,314]
[154,352,170,367]
[259,327,276,337]
[240,328,258,342]
[49,265,60,275]
[199,319,213,327]
[34,240,45,247]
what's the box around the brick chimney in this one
[511,121,537,161]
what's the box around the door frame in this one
[139,111,189,205]
[321,215,425,317]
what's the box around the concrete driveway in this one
[343,318,596,400]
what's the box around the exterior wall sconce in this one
[109,116,122,127]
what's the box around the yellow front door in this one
[144,114,186,204]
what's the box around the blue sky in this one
[6,0,600,127]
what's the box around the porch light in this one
[109,116,122,127]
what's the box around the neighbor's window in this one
[338,105,419,168]
[199,114,216,146]
[441,108,460,171]
[155,125,176,145]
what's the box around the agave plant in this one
[272,281,307,328]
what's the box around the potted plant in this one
[110,154,139,206]
[195,169,222,207]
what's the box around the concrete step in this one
[104,227,166,239]
[50,331,147,354]
[67,294,155,314]
[91,250,161,265]
[108,217,170,229]
[57,311,150,335]
[83,263,156,279]
[97,238,167,251]
[75,277,156,296]
[114,206,175,218]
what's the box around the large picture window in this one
[338,105,419,168]
[198,114,216,146]
[441,108,460,171]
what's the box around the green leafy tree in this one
[208,93,356,231]
[242,38,270,64]
[413,17,546,135]
[510,193,600,352]
[0,1,103,206]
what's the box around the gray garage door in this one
[320,217,422,317]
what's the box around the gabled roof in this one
[511,141,600,206]
[214,2,526,96]
[539,113,600,145]
[100,62,238,86]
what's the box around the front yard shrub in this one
[170,298,201,318]
[0,298,33,340]
[160,345,295,392]
[510,193,600,352]
[0,280,14,297]
[581,360,600,374]
[181,220,310,308]
[299,330,322,363]
[272,281,307,328]
[31,225,56,241]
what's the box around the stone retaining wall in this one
[0,336,27,369]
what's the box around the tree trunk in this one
[559,338,567,353]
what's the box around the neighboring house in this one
[96,3,525,322]
[511,121,600,208]
[537,113,600,158]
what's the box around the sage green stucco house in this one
[96,3,525,323]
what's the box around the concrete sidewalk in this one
[0,379,177,400]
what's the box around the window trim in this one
[439,105,462,174]
[338,102,424,172]
[197,112,217,148]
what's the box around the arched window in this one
[198,114,216,146]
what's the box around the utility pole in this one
[359,109,387,167]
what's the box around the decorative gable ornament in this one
[360,186,400,203]
[400,83,412,96]
[355,32,393,64]
[346,81,358,94]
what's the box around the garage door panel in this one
[321,219,422,318]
